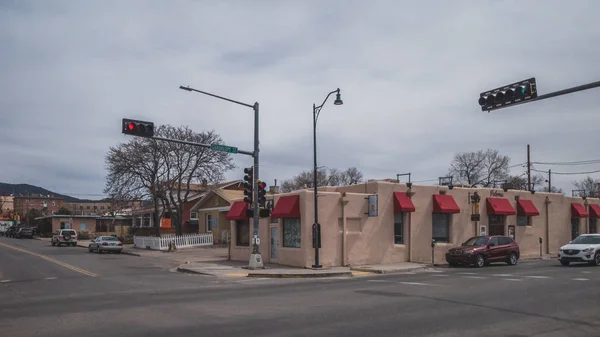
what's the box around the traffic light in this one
[257,180,267,208]
[122,118,155,138]
[243,166,254,206]
[478,78,537,112]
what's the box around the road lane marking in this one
[45,277,58,280]
[525,276,550,279]
[463,276,486,279]
[492,274,513,277]
[573,278,589,281]
[399,281,435,286]
[0,242,97,277]
[368,280,393,283]
[581,271,591,274]
[0,280,10,283]
[431,274,449,277]
[504,278,523,281]
[457,272,478,275]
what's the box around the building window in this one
[432,213,450,243]
[517,215,530,227]
[80,222,87,231]
[394,212,404,244]
[87,206,91,209]
[190,212,198,219]
[590,218,597,234]
[100,206,105,209]
[206,213,212,232]
[282,218,301,248]
[236,220,250,246]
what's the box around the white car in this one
[558,234,600,266]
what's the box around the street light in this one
[312,88,343,269]
[179,85,264,269]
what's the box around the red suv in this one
[445,235,520,268]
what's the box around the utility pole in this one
[527,144,531,191]
[548,169,551,193]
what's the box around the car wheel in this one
[96,247,101,254]
[560,260,570,266]
[51,241,56,246]
[88,246,92,252]
[475,254,485,268]
[593,252,600,266]
[72,242,77,247]
[507,253,518,266]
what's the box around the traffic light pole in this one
[178,85,263,269]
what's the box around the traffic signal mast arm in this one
[151,136,254,156]
[479,78,600,112]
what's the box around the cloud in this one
[1,0,599,198]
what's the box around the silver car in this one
[88,236,123,254]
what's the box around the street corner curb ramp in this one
[246,270,353,278]
[349,264,428,274]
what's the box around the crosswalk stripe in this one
[504,278,523,281]
[463,276,486,279]
[573,278,589,281]
[525,276,550,279]
[457,272,478,275]
[492,274,513,277]
[0,280,10,283]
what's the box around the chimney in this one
[269,185,280,194]
[202,179,208,187]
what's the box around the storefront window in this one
[394,212,404,244]
[432,213,450,243]
[283,218,301,248]
[236,220,249,246]
[517,215,530,227]
[590,218,597,234]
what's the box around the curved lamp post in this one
[312,88,343,268]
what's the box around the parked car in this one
[17,227,34,239]
[51,229,78,247]
[445,235,520,268]
[88,236,123,254]
[5,225,20,238]
[558,234,600,266]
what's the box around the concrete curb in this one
[176,266,220,276]
[349,266,427,274]
[246,271,353,278]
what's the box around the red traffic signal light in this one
[258,181,267,189]
[122,118,154,138]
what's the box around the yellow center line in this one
[0,242,98,277]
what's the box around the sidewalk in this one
[177,260,430,278]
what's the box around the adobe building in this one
[226,180,600,268]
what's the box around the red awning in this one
[486,198,516,215]
[589,204,600,218]
[393,192,415,213]
[432,194,460,214]
[571,203,589,218]
[517,199,540,217]
[271,195,301,218]
[226,201,248,221]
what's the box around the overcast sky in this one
[1,0,599,199]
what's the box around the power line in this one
[508,162,526,168]
[532,159,600,166]
[531,168,600,175]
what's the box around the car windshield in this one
[102,237,119,241]
[570,236,600,245]
[463,237,489,246]
[63,230,76,235]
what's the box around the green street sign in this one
[210,143,238,154]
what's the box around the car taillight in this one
[117,243,123,246]
[102,242,108,246]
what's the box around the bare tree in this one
[573,176,600,197]
[506,175,545,191]
[104,128,168,236]
[159,125,234,235]
[280,167,364,193]
[448,149,510,187]
[105,125,234,236]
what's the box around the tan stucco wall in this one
[51,217,97,233]
[227,181,600,268]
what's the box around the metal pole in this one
[252,102,261,255]
[313,103,321,268]
[548,169,551,192]
[527,144,531,191]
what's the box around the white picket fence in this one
[133,233,213,251]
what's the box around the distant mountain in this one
[0,183,93,202]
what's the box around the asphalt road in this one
[1,236,599,337]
